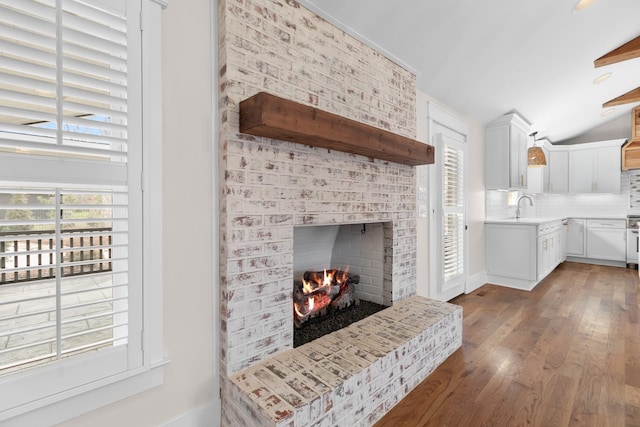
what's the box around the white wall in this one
[556,114,631,145]
[57,1,218,425]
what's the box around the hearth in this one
[293,299,385,347]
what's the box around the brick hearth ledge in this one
[226,296,463,426]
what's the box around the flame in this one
[323,269,332,287]
[294,267,349,322]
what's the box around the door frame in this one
[428,102,469,301]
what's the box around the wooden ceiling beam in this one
[594,35,640,67]
[603,86,640,108]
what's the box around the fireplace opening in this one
[292,223,390,347]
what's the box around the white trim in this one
[428,102,468,139]
[295,0,418,77]
[210,0,221,424]
[150,0,169,9]
[4,360,168,427]
[141,0,165,363]
[162,403,217,427]
[466,271,487,294]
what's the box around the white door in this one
[431,130,466,301]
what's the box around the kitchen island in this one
[485,217,566,290]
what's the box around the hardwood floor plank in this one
[374,262,639,427]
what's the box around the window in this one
[0,0,163,422]
[442,143,464,283]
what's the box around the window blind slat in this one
[63,0,127,30]
[0,88,57,113]
[62,11,127,46]
[0,56,56,83]
[63,60,127,86]
[1,1,56,23]
[0,71,56,96]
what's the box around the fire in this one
[293,267,351,325]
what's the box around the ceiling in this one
[297,0,640,143]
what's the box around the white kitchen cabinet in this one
[536,222,564,282]
[565,218,586,257]
[546,149,569,193]
[486,224,537,281]
[586,219,626,261]
[594,145,621,193]
[486,219,565,290]
[485,113,530,190]
[569,142,621,193]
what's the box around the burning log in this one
[293,269,360,328]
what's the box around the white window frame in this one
[0,1,166,425]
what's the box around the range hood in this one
[621,105,640,170]
[239,92,434,166]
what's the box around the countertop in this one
[485,216,627,225]
[485,217,567,225]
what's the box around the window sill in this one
[3,358,170,427]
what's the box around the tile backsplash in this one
[486,171,640,219]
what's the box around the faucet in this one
[515,195,533,219]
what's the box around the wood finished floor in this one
[375,262,640,427]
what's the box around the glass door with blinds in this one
[0,0,142,407]
[432,131,466,301]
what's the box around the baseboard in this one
[466,271,487,294]
[485,273,539,291]
[162,402,219,427]
[565,257,627,268]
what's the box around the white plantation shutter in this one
[0,0,144,416]
[442,143,465,283]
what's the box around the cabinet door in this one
[485,125,510,190]
[569,150,594,193]
[561,224,567,262]
[553,231,563,265]
[548,150,569,193]
[486,224,537,280]
[594,146,621,193]
[509,124,527,189]
[566,219,585,256]
[586,227,626,261]
[537,236,548,281]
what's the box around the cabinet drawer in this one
[586,219,625,229]
[538,221,562,236]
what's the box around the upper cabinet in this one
[485,113,530,190]
[546,149,569,193]
[568,141,622,193]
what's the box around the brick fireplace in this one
[217,0,461,425]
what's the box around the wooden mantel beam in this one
[239,92,434,166]
[594,35,640,68]
[603,86,640,108]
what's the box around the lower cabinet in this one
[585,219,626,261]
[565,218,626,263]
[537,225,564,282]
[566,219,586,257]
[486,220,565,290]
